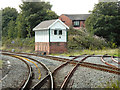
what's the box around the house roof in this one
[33,19,69,31]
[33,19,56,31]
[64,14,90,20]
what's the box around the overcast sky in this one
[0,0,99,15]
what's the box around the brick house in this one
[59,14,90,29]
[33,19,69,54]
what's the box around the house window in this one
[59,30,62,35]
[54,30,57,35]
[73,21,80,27]
[54,30,62,35]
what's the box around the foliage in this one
[19,1,58,37]
[2,7,18,37]
[15,13,27,38]
[1,1,58,52]
[0,10,2,40]
[85,2,120,45]
[68,27,110,50]
[1,1,58,39]
[2,37,35,52]
[7,20,16,39]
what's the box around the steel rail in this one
[2,53,32,90]
[60,55,92,89]
[2,51,120,89]
[82,62,120,71]
[3,51,120,73]
[52,55,87,75]
[65,61,120,74]
[101,55,118,68]
[2,52,53,90]
[41,55,120,75]
[49,55,120,89]
[2,51,120,73]
[30,55,85,90]
[111,56,120,64]
[79,63,120,75]
[18,55,54,90]
[69,55,119,58]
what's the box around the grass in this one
[98,80,120,89]
[1,46,35,53]
[0,60,2,68]
[51,48,119,57]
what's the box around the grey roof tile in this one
[64,14,90,20]
[33,19,57,30]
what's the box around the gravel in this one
[81,56,108,65]
[1,55,28,89]
[53,64,74,88]
[1,52,120,89]
[26,55,64,72]
[67,66,119,88]
[104,57,119,67]
[14,54,120,89]
[7,54,64,89]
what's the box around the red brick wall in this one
[35,42,49,54]
[50,42,67,54]
[35,42,67,54]
[80,21,85,27]
[59,14,72,27]
[59,14,86,29]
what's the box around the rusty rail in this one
[2,52,53,90]
[111,56,120,64]
[2,51,120,89]
[101,55,118,68]
[60,55,91,89]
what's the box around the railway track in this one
[101,55,119,68]
[2,53,32,90]
[42,55,120,75]
[111,56,120,64]
[2,52,53,90]
[2,51,120,74]
[2,51,120,89]
[55,55,92,89]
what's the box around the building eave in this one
[33,28,48,31]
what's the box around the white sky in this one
[0,0,99,15]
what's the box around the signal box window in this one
[59,30,62,35]
[54,30,57,35]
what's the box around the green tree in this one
[7,20,16,39]
[85,2,120,45]
[0,10,2,39]
[2,7,18,37]
[19,1,58,37]
[15,13,27,38]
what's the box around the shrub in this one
[68,27,110,50]
[2,37,35,52]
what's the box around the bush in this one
[2,37,35,52]
[68,27,111,50]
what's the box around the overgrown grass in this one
[98,80,120,88]
[51,49,119,57]
[0,60,2,68]
[1,37,35,53]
